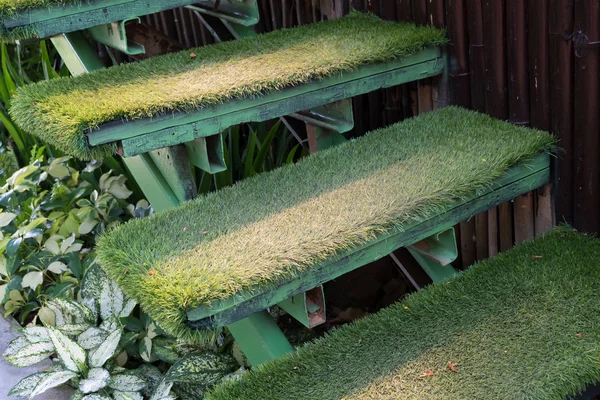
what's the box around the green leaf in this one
[149,380,173,400]
[47,163,70,179]
[78,327,108,350]
[22,326,50,343]
[47,261,69,274]
[79,367,110,394]
[30,370,78,398]
[89,329,121,368]
[0,212,16,227]
[47,326,87,373]
[2,336,29,357]
[152,337,180,364]
[253,120,280,173]
[58,323,92,336]
[113,392,143,400]
[165,352,237,385]
[22,271,43,290]
[8,371,47,398]
[110,373,147,392]
[242,129,258,179]
[4,341,55,367]
[6,236,22,257]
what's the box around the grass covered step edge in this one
[9,12,446,160]
[96,107,555,343]
[207,227,600,400]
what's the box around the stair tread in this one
[208,227,600,400]
[96,107,553,341]
[9,12,446,160]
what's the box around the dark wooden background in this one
[132,0,600,268]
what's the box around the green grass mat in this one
[208,228,600,400]
[96,107,554,342]
[0,0,79,16]
[9,12,446,160]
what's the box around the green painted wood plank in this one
[2,0,204,41]
[85,48,441,151]
[185,153,550,327]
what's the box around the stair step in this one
[9,12,446,160]
[95,107,553,341]
[1,0,212,42]
[207,227,600,400]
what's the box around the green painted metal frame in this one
[3,0,209,41]
[407,228,459,282]
[185,153,550,328]
[227,311,294,366]
[184,0,260,27]
[87,17,145,55]
[278,286,326,329]
[86,48,444,156]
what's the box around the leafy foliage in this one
[0,149,150,324]
[4,265,242,399]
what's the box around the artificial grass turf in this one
[206,227,600,400]
[96,107,554,342]
[9,12,446,160]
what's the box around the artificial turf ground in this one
[207,227,600,400]
[96,107,554,342]
[9,12,446,160]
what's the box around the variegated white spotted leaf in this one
[99,280,124,320]
[99,315,118,333]
[119,298,137,318]
[59,323,92,336]
[77,327,108,350]
[69,390,85,400]
[2,336,30,357]
[109,373,147,392]
[30,370,78,398]
[80,394,111,400]
[89,329,121,368]
[78,367,110,394]
[80,297,98,322]
[149,380,173,400]
[5,341,55,367]
[112,391,144,400]
[7,371,47,397]
[48,326,86,372]
[51,298,95,325]
[22,326,50,343]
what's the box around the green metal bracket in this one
[87,18,146,55]
[122,154,181,212]
[299,99,354,153]
[148,145,197,202]
[49,32,105,75]
[407,228,459,283]
[185,0,260,27]
[185,134,227,174]
[278,286,326,329]
[291,99,355,135]
[227,311,294,366]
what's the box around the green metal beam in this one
[278,286,326,329]
[407,228,459,283]
[122,154,181,212]
[227,311,294,366]
[87,18,145,55]
[186,154,550,326]
[148,145,197,203]
[49,32,105,75]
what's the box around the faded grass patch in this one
[208,228,600,400]
[96,107,554,342]
[10,12,446,159]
